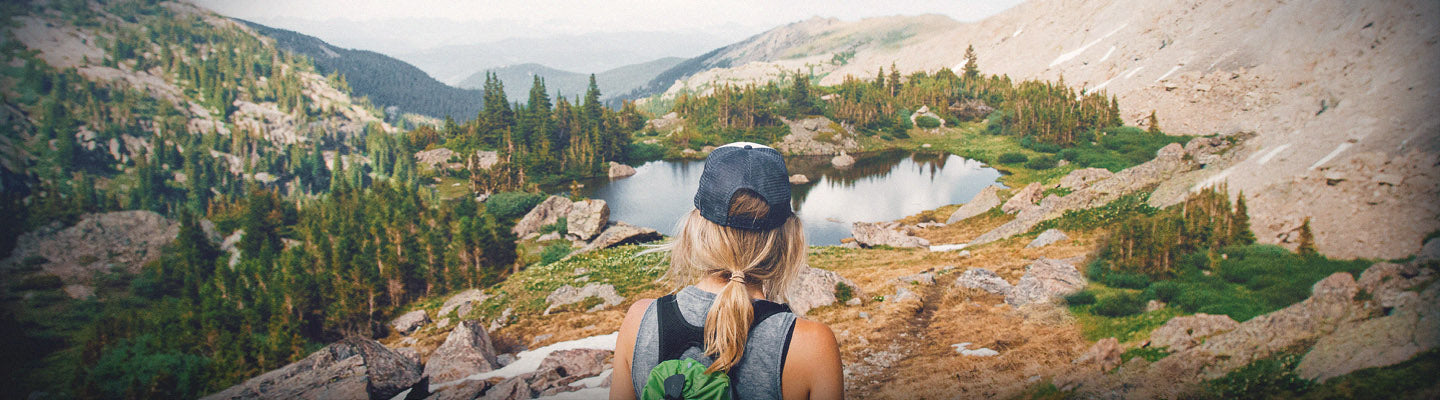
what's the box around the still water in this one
[566,150,1003,245]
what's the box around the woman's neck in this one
[694,274,767,300]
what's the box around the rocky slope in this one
[645,0,1440,259]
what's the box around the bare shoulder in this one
[618,298,655,338]
[789,317,838,353]
[782,317,843,399]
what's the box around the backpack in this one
[640,294,791,400]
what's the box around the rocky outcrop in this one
[423,321,500,384]
[390,310,430,335]
[645,112,683,134]
[946,185,1002,224]
[578,222,663,253]
[439,289,490,318]
[414,148,458,169]
[1074,338,1123,372]
[954,268,1012,296]
[544,283,624,315]
[1296,263,1438,382]
[513,196,574,238]
[1419,238,1440,262]
[1001,182,1044,214]
[896,271,937,285]
[1146,313,1238,352]
[830,151,856,168]
[1004,257,1086,306]
[775,116,859,155]
[566,199,610,241]
[203,337,421,400]
[1026,229,1070,249]
[785,266,861,315]
[789,174,810,184]
[3,210,178,296]
[607,161,636,179]
[1059,168,1114,191]
[851,221,930,248]
[538,349,612,379]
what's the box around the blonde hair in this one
[652,189,806,373]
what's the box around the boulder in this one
[1005,258,1086,306]
[1419,238,1440,262]
[427,378,490,400]
[1001,183,1044,214]
[1191,273,1362,375]
[390,310,430,335]
[830,151,855,168]
[1145,300,1166,312]
[513,196,574,237]
[645,112,683,133]
[579,222,662,253]
[1026,229,1070,248]
[607,161,636,179]
[1147,313,1239,352]
[538,349,612,378]
[1059,168,1114,190]
[544,283,625,315]
[851,221,930,248]
[789,174,810,184]
[1296,265,1440,382]
[892,285,920,302]
[439,289,490,318]
[423,321,500,384]
[775,116,860,156]
[955,268,1013,296]
[784,267,861,315]
[1074,337,1123,372]
[946,185,1002,224]
[1357,262,1423,296]
[952,342,999,357]
[414,148,458,169]
[473,150,500,170]
[566,199,610,241]
[202,337,421,400]
[479,377,529,400]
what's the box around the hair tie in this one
[729,272,746,284]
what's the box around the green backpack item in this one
[639,294,791,400]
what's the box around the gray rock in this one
[775,116,860,156]
[513,196,574,238]
[423,321,500,384]
[947,185,1003,224]
[896,272,937,285]
[607,161,636,179]
[1418,239,1440,262]
[578,222,662,253]
[1073,337,1122,372]
[952,343,1000,357]
[1059,168,1115,190]
[955,268,1013,296]
[479,376,529,400]
[892,285,919,302]
[851,221,930,248]
[538,349,612,379]
[566,199,609,241]
[427,378,490,400]
[784,266,861,315]
[473,150,501,170]
[831,151,855,168]
[1145,299,1167,312]
[202,337,420,400]
[1026,229,1070,248]
[544,283,624,315]
[390,310,430,335]
[439,289,490,318]
[789,174,810,184]
[1001,183,1044,214]
[846,298,862,306]
[1148,313,1238,352]
[1005,258,1086,306]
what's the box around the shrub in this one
[1025,157,1058,170]
[1059,148,1079,161]
[623,142,665,163]
[998,152,1028,164]
[539,243,572,265]
[539,217,568,235]
[1064,290,1096,306]
[1146,280,1183,303]
[1205,354,1310,398]
[914,115,941,129]
[1102,271,1151,289]
[1122,347,1171,363]
[14,274,63,291]
[1092,292,1145,317]
[835,282,855,303]
[485,191,545,221]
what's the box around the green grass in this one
[1061,127,1193,172]
[1200,349,1440,399]
[1121,346,1171,363]
[1155,245,1372,322]
[432,176,472,200]
[1069,284,1184,342]
[1032,193,1158,234]
[467,245,668,320]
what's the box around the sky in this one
[193,0,1024,54]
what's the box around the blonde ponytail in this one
[650,189,807,373]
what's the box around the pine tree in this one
[874,67,886,90]
[1232,191,1255,245]
[1297,216,1317,257]
[1147,110,1161,135]
[962,44,980,80]
[787,70,813,117]
[888,63,902,96]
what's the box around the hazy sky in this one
[195,0,1024,52]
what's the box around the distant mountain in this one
[241,20,485,121]
[396,31,731,85]
[458,57,684,105]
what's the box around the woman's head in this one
[659,142,807,373]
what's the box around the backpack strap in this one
[656,295,794,362]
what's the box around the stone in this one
[513,196,574,237]
[851,221,930,248]
[390,310,430,335]
[439,288,490,318]
[202,337,421,400]
[566,199,609,241]
[423,321,500,384]
[892,285,919,302]
[538,232,561,241]
[545,283,625,315]
[479,377,529,400]
[1005,258,1087,306]
[955,268,1013,296]
[789,174,810,184]
[607,161,636,179]
[1074,337,1123,372]
[1059,168,1114,190]
[1001,183,1044,214]
[830,151,855,168]
[1420,239,1440,262]
[427,378,490,400]
[1026,229,1070,248]
[1357,262,1421,296]
[774,116,860,155]
[1148,313,1239,352]
[784,266,861,315]
[1296,284,1440,382]
[473,151,501,170]
[579,222,662,253]
[1191,273,1361,375]
[538,349,612,379]
[946,185,1003,224]
[952,342,1000,357]
[414,147,458,169]
[1145,300,1166,312]
[896,271,936,285]
[846,298,862,306]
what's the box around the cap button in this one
[744,144,753,149]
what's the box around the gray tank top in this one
[630,285,798,399]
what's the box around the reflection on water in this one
[565,150,1003,245]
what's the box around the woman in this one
[611,142,844,400]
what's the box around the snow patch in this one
[1012,25,1024,38]
[1124,66,1146,79]
[1049,23,1128,67]
[1088,76,1118,93]
[1256,144,1291,165]
[1155,65,1183,82]
[1308,142,1353,170]
[539,387,610,399]
[1192,167,1236,192]
[1099,46,1116,63]
[432,332,618,391]
[929,243,969,252]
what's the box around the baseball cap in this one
[694,142,793,230]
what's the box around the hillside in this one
[637,0,1440,260]
[459,57,684,105]
[397,31,732,85]
[240,20,485,121]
